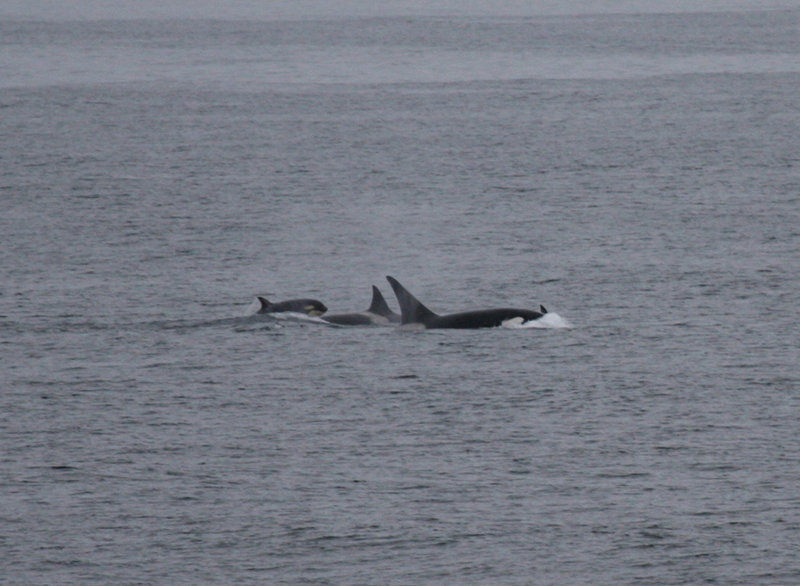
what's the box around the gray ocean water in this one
[2,4,800,584]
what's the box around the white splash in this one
[504,312,572,329]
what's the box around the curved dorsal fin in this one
[540,304,548,314]
[386,276,438,325]
[257,296,272,312]
[368,285,393,317]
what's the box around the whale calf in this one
[256,296,328,317]
[386,276,547,329]
[322,286,401,326]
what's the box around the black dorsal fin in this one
[368,286,393,317]
[386,276,439,325]
[257,296,272,312]
[540,304,548,314]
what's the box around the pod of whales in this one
[256,296,327,317]
[252,278,554,329]
[385,275,547,329]
[322,286,400,326]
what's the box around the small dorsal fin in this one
[368,286,393,317]
[257,296,272,312]
[386,276,439,325]
[540,304,548,314]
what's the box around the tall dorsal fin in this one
[368,286,393,317]
[257,296,272,312]
[386,276,439,325]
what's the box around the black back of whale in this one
[322,286,401,326]
[257,296,328,316]
[386,276,546,329]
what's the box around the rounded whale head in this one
[257,296,328,316]
[300,301,328,317]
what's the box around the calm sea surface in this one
[2,5,799,584]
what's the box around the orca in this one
[386,276,547,329]
[322,286,401,326]
[256,296,327,317]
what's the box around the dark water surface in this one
[2,6,799,585]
